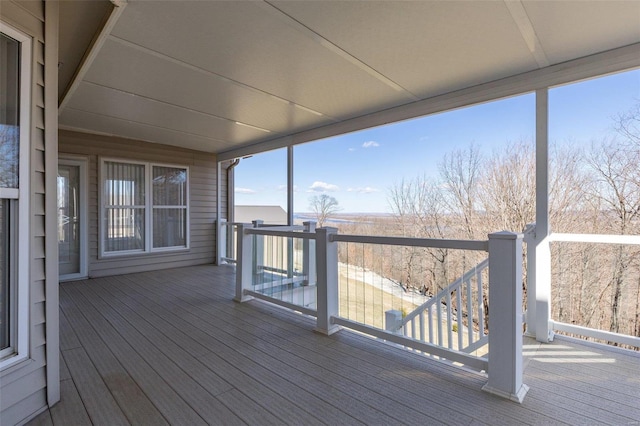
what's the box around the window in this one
[152,166,187,248]
[0,23,31,366]
[101,160,188,256]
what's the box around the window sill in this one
[98,247,190,261]
[0,353,31,375]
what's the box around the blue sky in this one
[235,69,640,213]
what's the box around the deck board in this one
[49,379,92,426]
[30,264,640,426]
[60,287,170,426]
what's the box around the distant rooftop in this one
[235,205,287,225]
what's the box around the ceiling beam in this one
[504,0,550,68]
[261,1,420,101]
[218,42,640,161]
[59,0,128,112]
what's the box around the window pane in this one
[153,166,186,206]
[153,208,186,248]
[0,33,20,189]
[104,162,145,206]
[0,200,9,350]
[104,207,145,252]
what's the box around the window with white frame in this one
[101,160,188,256]
[1,23,31,365]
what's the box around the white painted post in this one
[535,239,552,342]
[535,88,553,343]
[523,223,536,338]
[234,223,254,303]
[302,221,316,286]
[218,219,227,261]
[385,310,403,333]
[315,227,341,335]
[483,231,529,403]
[252,220,264,277]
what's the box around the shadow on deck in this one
[29,264,640,425]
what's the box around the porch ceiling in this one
[58,1,640,155]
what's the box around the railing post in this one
[217,219,226,265]
[234,223,254,303]
[252,220,264,277]
[385,310,403,333]
[534,238,553,342]
[523,223,536,337]
[315,227,340,335]
[302,221,316,286]
[483,231,529,403]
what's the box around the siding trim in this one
[44,0,60,406]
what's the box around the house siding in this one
[59,130,218,278]
[0,1,51,424]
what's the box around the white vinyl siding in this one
[61,131,216,278]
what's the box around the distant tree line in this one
[335,103,640,347]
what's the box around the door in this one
[58,159,87,280]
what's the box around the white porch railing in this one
[388,258,489,354]
[233,222,529,403]
[234,222,318,317]
[547,232,640,349]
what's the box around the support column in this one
[315,227,340,335]
[287,146,294,226]
[483,231,529,403]
[535,88,552,342]
[215,162,222,265]
[234,223,254,302]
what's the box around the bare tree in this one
[439,143,483,239]
[479,141,535,234]
[309,194,341,227]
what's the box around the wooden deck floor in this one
[29,264,640,426]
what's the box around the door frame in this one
[58,156,88,281]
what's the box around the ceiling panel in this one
[109,1,415,118]
[58,1,640,156]
[271,1,539,99]
[66,82,271,145]
[60,108,234,153]
[58,1,113,102]
[523,1,640,65]
[78,38,329,136]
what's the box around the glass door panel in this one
[58,164,81,277]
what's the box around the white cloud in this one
[277,184,298,192]
[348,147,356,152]
[235,187,256,194]
[347,186,379,194]
[362,141,380,148]
[308,181,339,192]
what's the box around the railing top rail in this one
[256,225,306,231]
[331,234,489,252]
[245,227,314,239]
[549,232,640,245]
[219,221,244,226]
